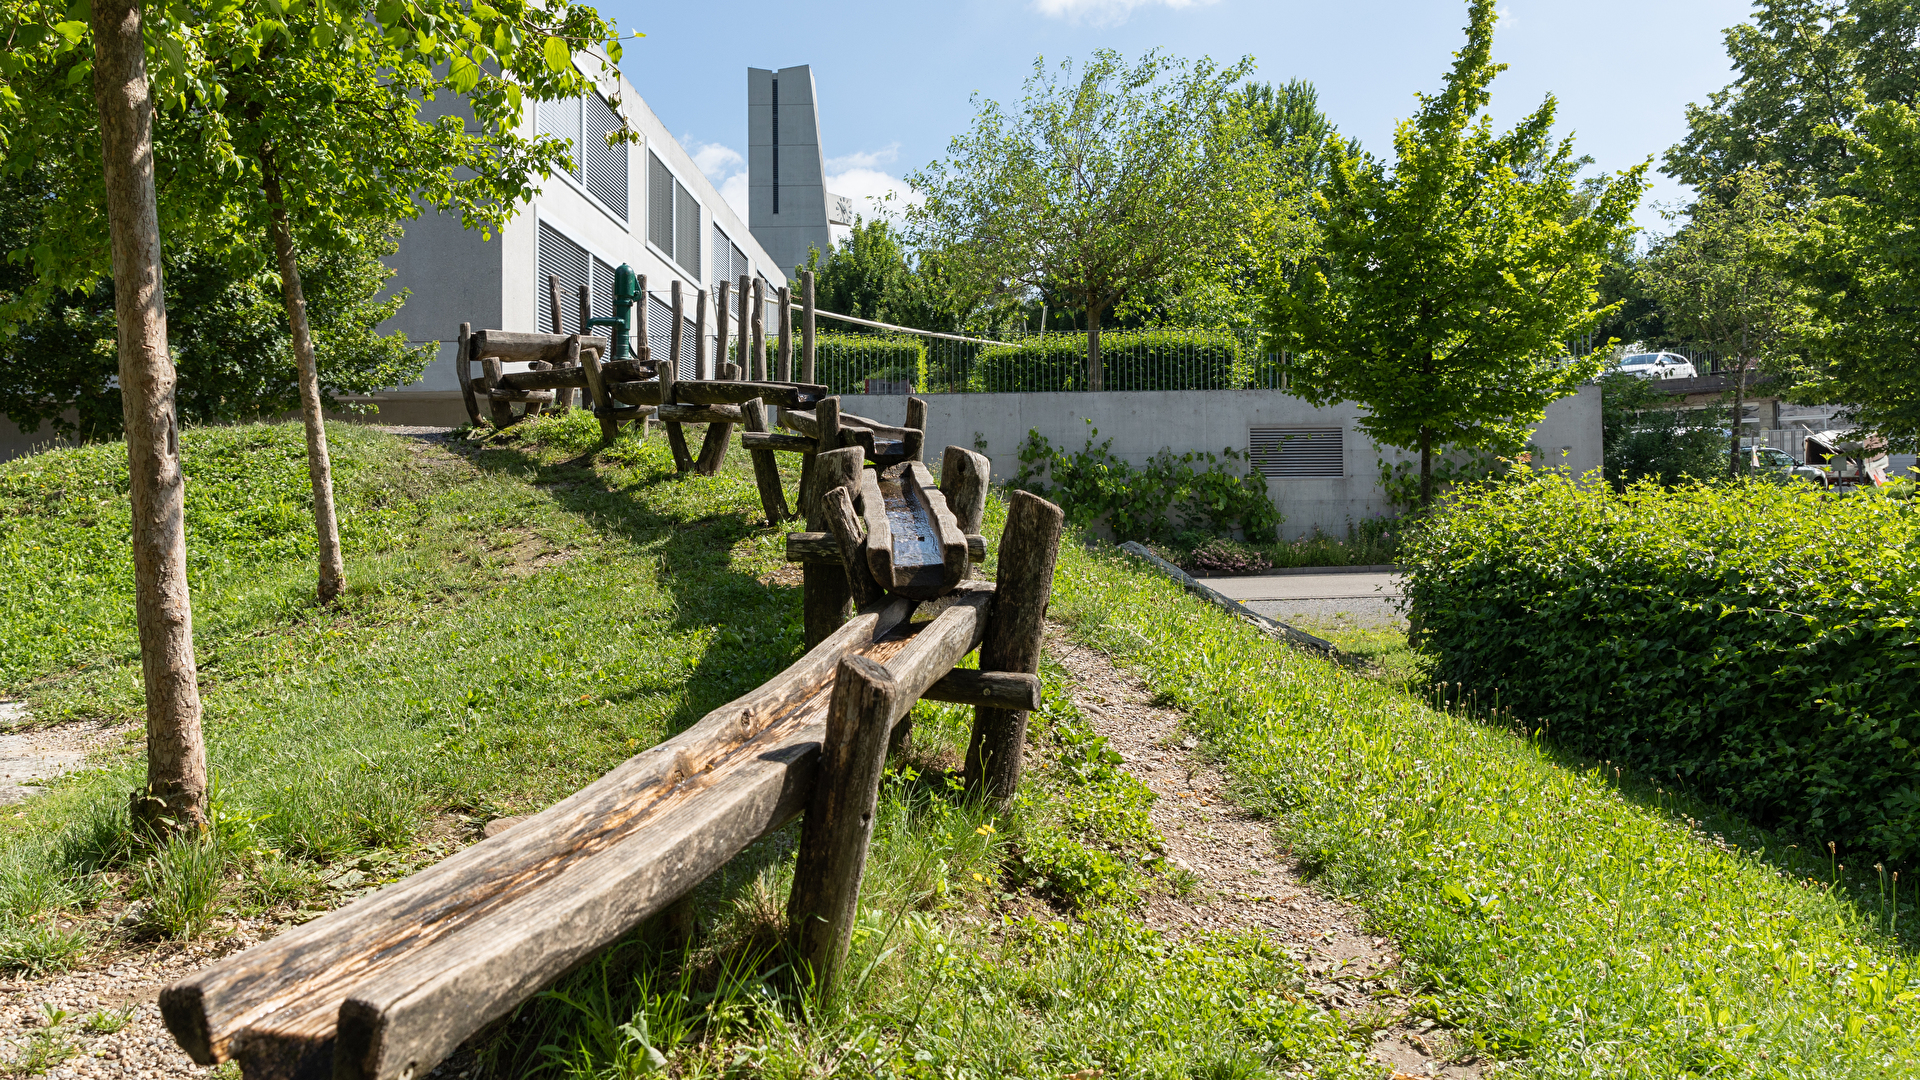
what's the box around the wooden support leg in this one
[963,490,1065,805]
[743,399,792,524]
[801,446,866,649]
[456,324,480,427]
[665,423,694,471]
[694,421,734,475]
[787,655,898,998]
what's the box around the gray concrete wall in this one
[748,65,831,276]
[850,385,1602,539]
[0,413,74,462]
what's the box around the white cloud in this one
[824,165,921,246]
[684,136,749,221]
[1031,0,1217,26]
[825,143,901,172]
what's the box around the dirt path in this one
[1046,628,1481,1080]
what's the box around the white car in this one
[1617,352,1698,380]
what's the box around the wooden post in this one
[665,281,692,471]
[457,323,480,426]
[716,281,731,384]
[579,333,618,442]
[787,654,898,997]
[803,445,863,648]
[940,446,991,535]
[802,269,817,385]
[742,397,791,525]
[694,288,709,381]
[904,396,928,461]
[635,274,650,370]
[751,277,766,385]
[821,486,883,609]
[777,285,792,383]
[963,490,1065,805]
[482,349,513,428]
[737,274,751,381]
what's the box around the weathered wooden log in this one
[665,282,691,471]
[457,323,479,426]
[940,446,991,536]
[802,270,817,384]
[858,466,893,594]
[910,461,970,591]
[821,486,883,609]
[802,446,864,649]
[736,275,751,381]
[164,593,962,1080]
[742,431,816,453]
[786,532,985,564]
[921,669,1042,712]
[836,411,913,444]
[751,277,766,384]
[694,288,709,381]
[963,490,1065,805]
[742,398,792,525]
[486,388,556,404]
[694,415,733,476]
[777,285,793,382]
[715,280,731,386]
[904,397,928,461]
[787,655,896,996]
[656,403,744,425]
[815,397,840,455]
[498,358,643,394]
[859,464,970,600]
[578,334,619,441]
[674,380,826,410]
[470,330,610,366]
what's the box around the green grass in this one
[1051,540,1920,1079]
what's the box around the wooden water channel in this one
[162,299,1064,1076]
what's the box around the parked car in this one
[1747,445,1827,483]
[1616,352,1699,380]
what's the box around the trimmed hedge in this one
[968,331,1245,392]
[809,332,928,394]
[1402,472,1920,861]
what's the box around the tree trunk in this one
[92,0,207,835]
[1085,300,1104,393]
[1729,359,1748,478]
[1418,427,1434,509]
[260,154,346,603]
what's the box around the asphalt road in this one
[1195,569,1406,628]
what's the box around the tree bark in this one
[260,154,346,603]
[92,0,207,835]
[1729,360,1749,478]
[1085,297,1104,393]
[1418,427,1434,509]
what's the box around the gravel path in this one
[1046,628,1480,1079]
[0,709,134,807]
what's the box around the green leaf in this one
[311,23,335,49]
[52,20,87,45]
[542,35,570,74]
[448,53,479,94]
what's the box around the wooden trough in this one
[160,437,1065,1080]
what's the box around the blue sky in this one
[596,0,1756,241]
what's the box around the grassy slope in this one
[0,417,1367,1079]
[1051,541,1920,1080]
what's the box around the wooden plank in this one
[921,669,1041,712]
[742,398,792,525]
[162,597,923,1076]
[939,446,991,535]
[656,403,744,425]
[963,491,1065,805]
[907,461,969,592]
[497,368,587,392]
[694,420,733,475]
[742,431,816,453]
[737,275,751,381]
[786,532,985,564]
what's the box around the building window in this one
[537,223,627,333]
[771,77,780,215]
[649,151,701,277]
[537,93,627,222]
[1249,427,1344,478]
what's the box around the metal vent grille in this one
[648,153,673,255]
[591,257,615,327]
[537,222,590,333]
[582,93,626,219]
[1249,427,1344,478]
[646,295,674,359]
[537,97,581,178]
[675,183,701,276]
[711,223,731,283]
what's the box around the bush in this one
[1188,537,1272,575]
[1402,470,1920,861]
[807,332,928,394]
[969,331,1246,392]
[1015,423,1280,544]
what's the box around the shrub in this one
[807,332,928,394]
[1401,470,1920,861]
[968,331,1246,392]
[1015,423,1280,544]
[1188,537,1272,575]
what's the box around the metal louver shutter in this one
[682,316,700,379]
[583,93,626,219]
[675,183,701,276]
[537,222,590,333]
[537,97,582,180]
[591,257,615,328]
[732,244,746,281]
[648,153,674,256]
[711,223,731,283]
[647,294,674,359]
[1249,427,1344,478]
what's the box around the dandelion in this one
[976,824,995,836]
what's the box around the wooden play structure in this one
[161,263,1064,1079]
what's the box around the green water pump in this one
[582,263,639,362]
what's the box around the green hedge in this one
[1402,472,1920,861]
[968,331,1245,392]
[809,333,928,394]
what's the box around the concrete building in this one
[357,57,789,426]
[747,65,853,279]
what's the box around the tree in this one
[1781,101,1920,451]
[907,50,1266,389]
[1263,0,1645,506]
[1239,78,1359,190]
[0,0,625,833]
[1598,372,1727,488]
[1639,168,1804,475]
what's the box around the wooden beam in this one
[921,669,1041,712]
[742,398,792,525]
[674,380,826,410]
[604,381,666,408]
[715,280,730,386]
[656,403,744,425]
[964,491,1064,805]
[693,288,709,382]
[741,431,816,453]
